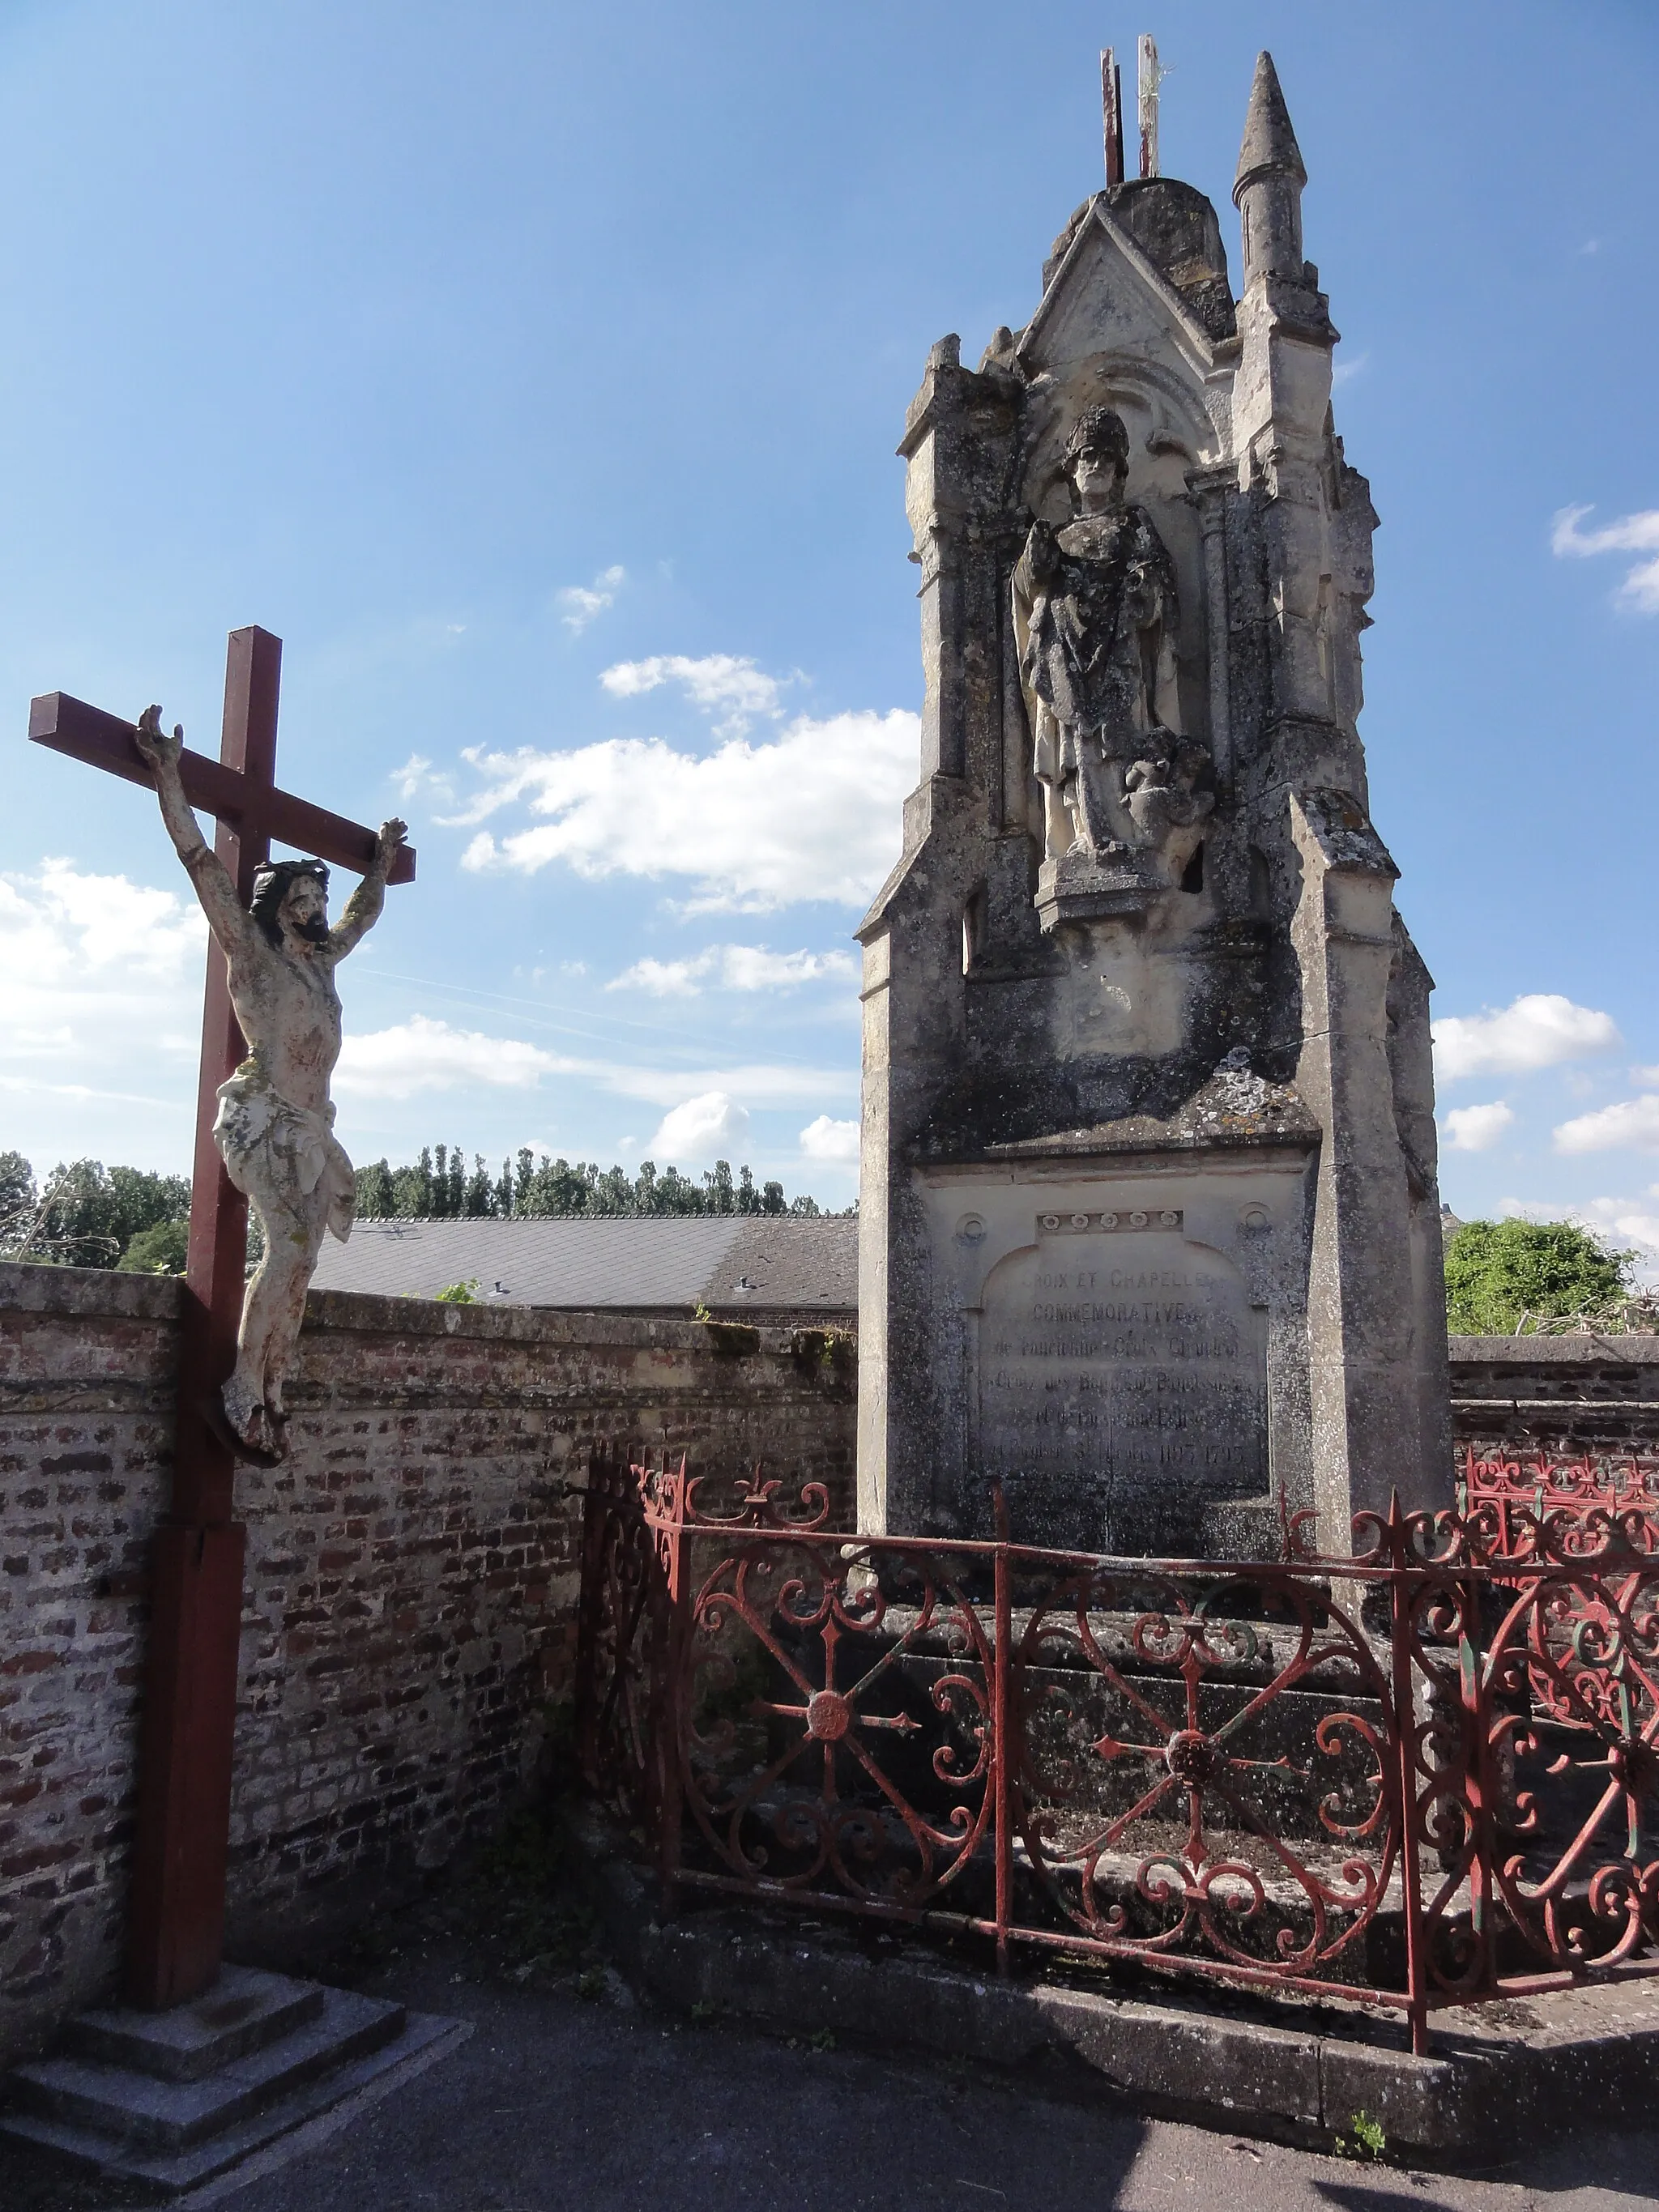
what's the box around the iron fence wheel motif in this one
[1010,1564,1399,1981]
[573,1445,1659,2050]
[676,1536,993,1907]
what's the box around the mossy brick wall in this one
[0,1263,855,2061]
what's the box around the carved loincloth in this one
[213,1061,355,1242]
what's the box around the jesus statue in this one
[134,703,406,1465]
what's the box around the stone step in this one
[68,1963,326,2082]
[0,2007,467,2196]
[9,1985,406,2151]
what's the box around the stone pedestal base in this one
[1034,845,1169,931]
[0,1963,465,2193]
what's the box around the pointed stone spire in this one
[1234,49,1306,199]
[1232,51,1307,286]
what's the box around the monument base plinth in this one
[0,1964,466,2194]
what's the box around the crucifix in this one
[28,625,416,2010]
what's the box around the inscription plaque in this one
[975,1222,1267,1550]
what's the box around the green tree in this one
[33,1159,190,1268]
[464,1153,496,1217]
[0,1149,36,1217]
[117,1217,190,1275]
[356,1158,394,1217]
[1444,1218,1633,1334]
[0,1150,40,1253]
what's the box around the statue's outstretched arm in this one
[133,705,258,961]
[328,819,407,958]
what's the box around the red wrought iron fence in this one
[574,1444,1659,2056]
[1461,1442,1659,1554]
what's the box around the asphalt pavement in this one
[5,1820,1656,2212]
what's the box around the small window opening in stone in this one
[962,887,987,974]
[1179,842,1205,894]
[1249,845,1272,918]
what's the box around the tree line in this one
[352,1146,830,1221]
[0,1143,838,1276]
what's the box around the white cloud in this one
[335,1014,570,1100]
[612,1062,851,1109]
[557,564,626,634]
[1432,993,1620,1081]
[1443,1101,1514,1153]
[0,860,205,1093]
[1554,1095,1659,1155]
[451,706,916,911]
[800,1115,860,1165]
[1584,1196,1659,1264]
[389,752,458,808]
[1331,351,1369,386]
[0,859,204,986]
[331,1014,851,1113]
[600,653,786,735]
[608,944,858,996]
[609,953,713,996]
[649,1090,750,1162]
[1551,505,1659,612]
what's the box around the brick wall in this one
[1447,1334,1659,1451]
[0,1264,855,2063]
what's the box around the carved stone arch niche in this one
[1017,354,1220,752]
[1019,352,1222,523]
[969,1209,1269,1553]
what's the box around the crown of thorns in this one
[1062,407,1130,468]
[249,858,330,945]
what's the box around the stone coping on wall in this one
[0,1259,847,1365]
[1448,1334,1659,1369]
[0,1260,183,1324]
[3,1268,1648,1370]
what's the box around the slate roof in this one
[308,1214,858,1317]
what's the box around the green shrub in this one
[1444,1218,1632,1333]
[117,1218,190,1275]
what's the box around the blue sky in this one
[1,0,1656,1248]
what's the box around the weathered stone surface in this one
[859,53,1449,1550]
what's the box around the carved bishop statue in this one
[134,703,406,1465]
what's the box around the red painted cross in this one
[28,626,415,2010]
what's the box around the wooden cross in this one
[28,626,416,2010]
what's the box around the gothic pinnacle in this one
[1234,49,1307,202]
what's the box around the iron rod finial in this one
[1102,48,1124,187]
[1137,32,1162,179]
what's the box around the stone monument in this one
[857,49,1451,1555]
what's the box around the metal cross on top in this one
[28,625,415,2010]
